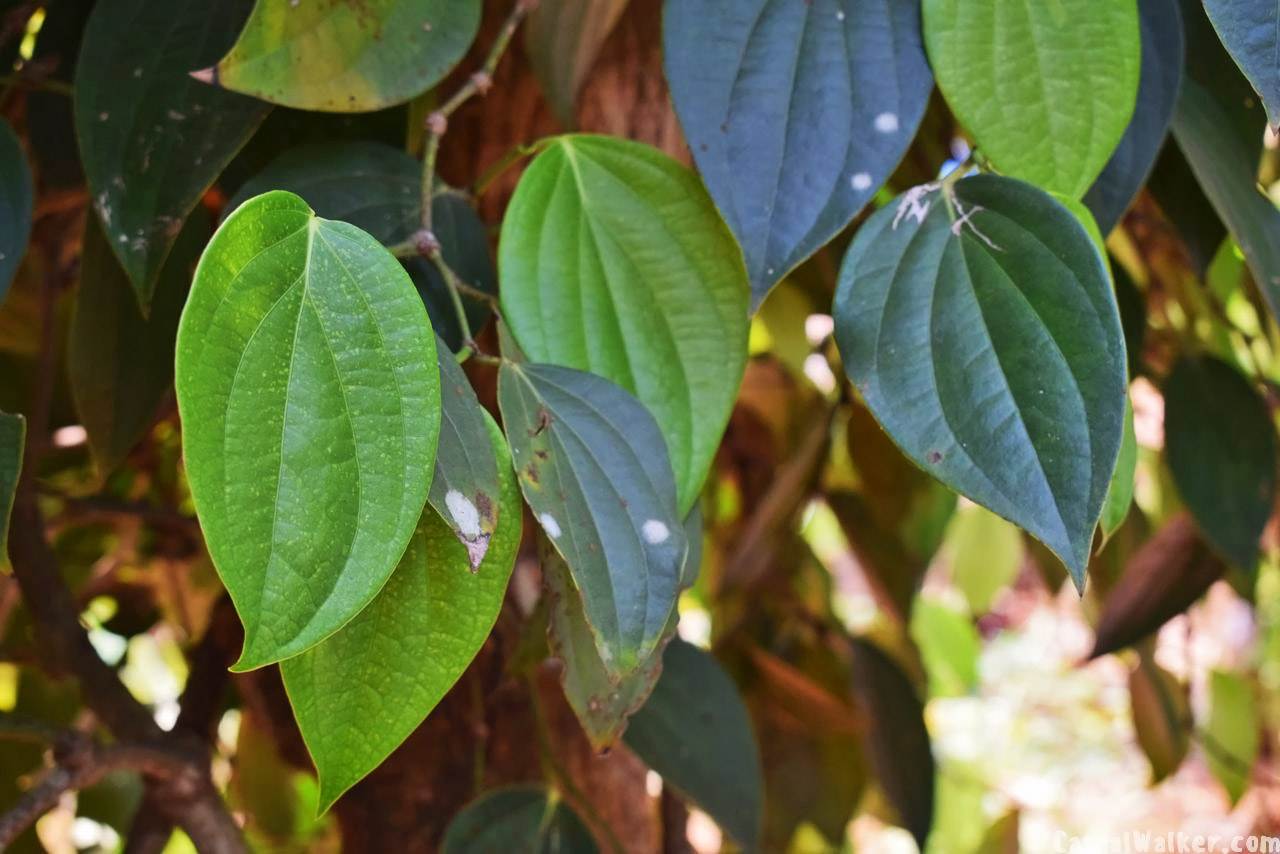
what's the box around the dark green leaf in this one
[625,639,763,853]
[1163,356,1276,571]
[498,360,685,678]
[175,191,441,670]
[526,0,629,127]
[833,175,1128,585]
[0,409,23,563]
[663,0,933,306]
[499,135,749,512]
[282,413,519,810]
[850,638,934,849]
[1205,669,1259,805]
[0,120,32,302]
[1147,142,1227,278]
[923,0,1140,197]
[226,141,495,351]
[69,209,209,478]
[1204,0,1280,130]
[1083,0,1185,234]
[74,0,269,305]
[441,786,598,854]
[206,0,482,112]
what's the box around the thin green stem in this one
[473,142,542,196]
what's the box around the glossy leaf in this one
[227,141,495,350]
[1090,514,1225,658]
[498,360,685,678]
[1205,670,1259,805]
[944,504,1023,615]
[850,638,934,849]
[282,414,519,810]
[1098,399,1138,547]
[833,175,1128,585]
[923,0,1140,197]
[206,0,482,112]
[1204,0,1280,130]
[625,639,764,852]
[1164,356,1276,571]
[0,410,23,563]
[0,121,32,302]
[499,135,749,512]
[526,0,629,127]
[74,0,268,305]
[1129,655,1190,783]
[441,786,597,854]
[69,210,208,478]
[175,191,441,670]
[663,0,933,306]
[428,339,499,568]
[1083,0,1184,234]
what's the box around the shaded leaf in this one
[226,140,495,350]
[850,638,934,849]
[207,0,482,112]
[282,414,519,810]
[1090,513,1225,658]
[427,338,499,567]
[69,209,209,478]
[923,0,1140,197]
[500,136,748,512]
[1203,0,1280,130]
[1129,654,1190,783]
[175,191,441,670]
[0,120,32,302]
[833,176,1128,585]
[1099,398,1138,547]
[0,410,23,563]
[1147,141,1227,278]
[526,0,629,127]
[1164,356,1276,571]
[498,360,684,677]
[664,0,933,306]
[441,786,598,854]
[1083,0,1185,234]
[624,639,764,853]
[74,0,268,304]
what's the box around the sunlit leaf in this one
[909,598,979,699]
[1205,669,1259,805]
[441,786,597,854]
[945,504,1023,615]
[0,121,32,302]
[663,0,933,306]
[175,191,441,670]
[526,0,629,127]
[1098,399,1138,547]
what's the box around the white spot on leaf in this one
[874,112,899,133]
[445,490,481,538]
[641,519,670,544]
[851,172,873,191]
[539,513,562,539]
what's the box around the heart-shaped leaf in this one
[663,0,933,306]
[526,0,629,127]
[1203,0,1280,130]
[0,410,24,563]
[1163,356,1277,572]
[624,639,764,853]
[428,337,500,568]
[923,0,1140,197]
[833,175,1128,585]
[1083,0,1185,234]
[500,136,748,511]
[205,0,482,112]
[498,360,685,679]
[0,121,32,302]
[74,0,269,306]
[175,190,441,670]
[442,786,598,854]
[282,413,518,810]
[226,141,495,351]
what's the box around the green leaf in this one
[441,786,598,854]
[497,360,685,678]
[207,0,482,112]
[1129,655,1190,784]
[944,504,1023,615]
[0,121,32,302]
[1205,669,1259,805]
[910,598,979,698]
[1163,356,1276,572]
[663,0,934,306]
[226,141,496,351]
[427,337,500,568]
[0,410,24,563]
[923,0,1140,197]
[833,175,1128,586]
[525,0,629,127]
[499,135,749,512]
[175,190,441,670]
[1099,398,1138,547]
[1083,0,1185,234]
[281,413,519,810]
[69,209,208,479]
[1203,0,1280,130]
[624,639,763,853]
[74,0,268,305]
